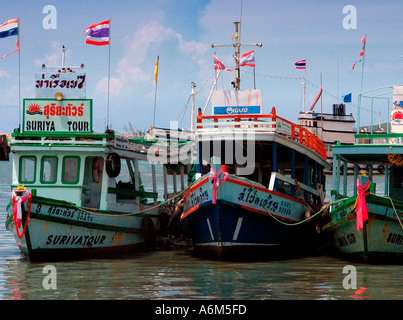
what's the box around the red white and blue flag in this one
[239,50,255,67]
[83,20,110,46]
[0,18,18,38]
[214,53,232,71]
[295,59,306,69]
[0,18,19,59]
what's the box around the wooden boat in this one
[5,49,190,261]
[298,102,356,167]
[322,85,403,262]
[180,22,330,259]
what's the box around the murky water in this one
[0,159,402,300]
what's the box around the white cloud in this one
[34,41,72,67]
[0,70,9,78]
[95,21,209,97]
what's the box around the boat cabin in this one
[195,89,330,205]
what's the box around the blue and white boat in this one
[180,22,330,259]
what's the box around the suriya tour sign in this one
[23,99,92,134]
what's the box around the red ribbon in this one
[355,179,370,231]
[12,189,32,245]
[210,167,228,204]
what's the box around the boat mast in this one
[190,81,196,131]
[211,21,262,91]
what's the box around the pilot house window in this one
[41,156,58,184]
[19,156,36,184]
[62,156,80,184]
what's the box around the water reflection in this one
[1,250,402,300]
[1,160,402,300]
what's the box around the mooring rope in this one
[242,177,345,226]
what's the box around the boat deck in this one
[196,108,329,168]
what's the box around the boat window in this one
[62,156,80,184]
[41,156,58,184]
[19,156,36,184]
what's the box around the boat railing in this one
[355,133,403,145]
[196,108,326,160]
[11,132,111,147]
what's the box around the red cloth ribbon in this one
[355,179,370,231]
[12,189,32,245]
[210,167,228,204]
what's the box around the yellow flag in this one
[154,56,159,83]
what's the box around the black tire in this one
[105,152,121,178]
[141,216,156,245]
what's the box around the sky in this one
[1,0,403,134]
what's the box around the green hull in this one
[323,194,403,262]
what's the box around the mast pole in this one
[190,81,196,131]
[211,21,261,92]
[18,17,21,131]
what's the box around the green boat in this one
[323,85,403,262]
[5,49,191,261]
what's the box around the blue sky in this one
[1,0,403,134]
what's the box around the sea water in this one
[0,159,402,300]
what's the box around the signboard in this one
[391,87,403,133]
[212,90,262,115]
[23,99,92,134]
[35,73,86,99]
[276,118,292,136]
[391,107,403,133]
[213,105,261,115]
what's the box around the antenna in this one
[211,21,262,91]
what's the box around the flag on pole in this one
[239,50,255,67]
[83,20,110,45]
[214,53,232,71]
[295,59,306,69]
[342,93,352,103]
[154,56,159,83]
[0,18,18,38]
[352,35,366,70]
[0,18,19,59]
[309,87,322,111]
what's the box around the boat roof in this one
[332,133,403,164]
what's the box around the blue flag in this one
[342,93,352,103]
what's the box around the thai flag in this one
[0,18,18,39]
[239,50,255,67]
[83,20,110,46]
[295,59,306,69]
[214,53,232,71]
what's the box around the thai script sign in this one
[276,118,292,136]
[212,89,262,115]
[35,73,86,99]
[213,105,261,115]
[23,99,92,134]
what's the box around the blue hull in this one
[181,200,319,259]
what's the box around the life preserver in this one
[105,152,121,178]
[92,157,103,183]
